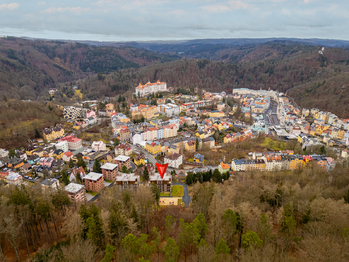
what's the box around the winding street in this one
[172,182,191,207]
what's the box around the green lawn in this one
[171,185,184,197]
[261,137,286,151]
[86,191,98,196]
[178,199,183,206]
[160,192,170,196]
[104,179,114,183]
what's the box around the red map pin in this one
[156,163,168,179]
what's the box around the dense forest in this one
[1,163,349,261]
[0,101,61,148]
[0,37,179,101]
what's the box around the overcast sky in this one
[0,0,347,41]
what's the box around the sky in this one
[0,0,347,42]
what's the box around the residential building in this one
[41,178,60,190]
[115,173,140,190]
[149,173,172,193]
[27,154,40,165]
[101,163,118,181]
[164,153,183,168]
[105,103,116,117]
[132,105,158,120]
[202,137,215,149]
[114,155,131,170]
[26,145,36,156]
[84,172,104,192]
[209,111,225,118]
[115,143,132,156]
[185,140,196,152]
[194,153,204,163]
[91,141,107,151]
[145,140,161,154]
[7,157,23,169]
[231,159,245,171]
[70,166,86,182]
[53,149,64,159]
[219,162,230,174]
[55,141,69,153]
[59,135,83,151]
[62,151,73,162]
[0,148,9,158]
[6,172,22,185]
[120,127,131,141]
[158,103,180,117]
[43,125,64,141]
[135,80,167,97]
[134,154,145,166]
[65,183,86,202]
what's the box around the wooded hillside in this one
[2,164,349,261]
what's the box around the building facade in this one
[135,80,167,97]
[84,172,104,192]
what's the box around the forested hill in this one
[64,42,349,117]
[0,37,179,101]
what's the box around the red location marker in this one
[156,163,168,179]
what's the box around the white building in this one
[6,172,22,185]
[164,153,183,168]
[0,148,9,158]
[55,141,68,153]
[65,183,86,202]
[132,132,144,145]
[135,80,167,97]
[158,103,180,117]
[91,141,107,151]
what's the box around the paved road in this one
[172,182,191,207]
[130,144,160,165]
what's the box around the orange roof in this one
[220,162,229,169]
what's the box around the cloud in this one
[38,1,45,5]
[0,3,19,10]
[202,4,230,13]
[41,7,92,14]
[202,0,251,13]
[228,1,250,10]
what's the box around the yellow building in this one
[26,146,36,156]
[53,149,64,160]
[337,129,345,140]
[289,157,305,170]
[185,140,196,152]
[145,141,161,154]
[132,105,157,120]
[134,155,145,166]
[43,125,64,141]
[209,111,225,118]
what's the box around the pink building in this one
[39,157,54,167]
[86,110,96,118]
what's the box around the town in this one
[0,80,348,205]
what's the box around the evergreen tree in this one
[114,138,120,146]
[143,166,149,181]
[196,138,199,150]
[77,155,86,169]
[163,237,179,262]
[69,158,74,168]
[101,244,116,262]
[8,148,16,158]
[93,159,102,173]
[122,165,129,173]
[215,239,230,255]
[35,129,40,139]
[62,171,70,185]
